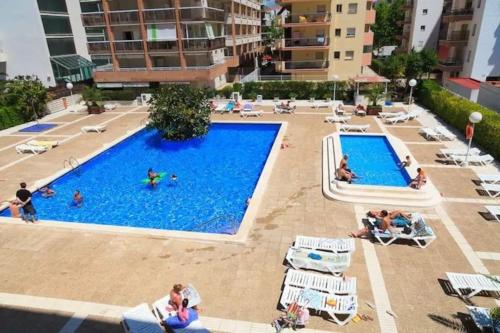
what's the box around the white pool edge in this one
[0,120,287,245]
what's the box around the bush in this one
[99,88,155,101]
[217,85,234,98]
[417,80,500,160]
[240,81,349,100]
[0,106,24,130]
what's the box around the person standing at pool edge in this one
[16,182,37,222]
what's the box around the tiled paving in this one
[0,105,498,333]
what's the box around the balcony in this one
[282,13,331,26]
[365,9,376,24]
[283,60,329,70]
[142,8,176,23]
[437,58,463,71]
[278,38,329,49]
[183,37,226,51]
[439,30,469,45]
[108,10,140,25]
[87,41,111,54]
[180,8,225,22]
[113,40,144,53]
[442,8,473,23]
[147,40,178,52]
[81,12,105,26]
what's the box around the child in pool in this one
[73,190,83,207]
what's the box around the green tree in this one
[82,86,103,107]
[405,50,424,80]
[372,0,405,48]
[148,85,211,140]
[263,17,284,47]
[366,85,386,106]
[2,76,49,121]
[381,53,407,81]
[419,48,438,78]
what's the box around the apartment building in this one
[0,0,94,87]
[81,0,261,89]
[274,0,376,81]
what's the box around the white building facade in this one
[401,0,444,52]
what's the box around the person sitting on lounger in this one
[399,155,411,168]
[356,104,366,112]
[40,185,55,198]
[165,284,183,312]
[148,168,159,187]
[368,210,412,227]
[164,298,199,329]
[350,210,392,238]
[280,101,295,111]
[209,100,217,112]
[233,101,243,112]
[72,190,83,207]
[410,168,427,189]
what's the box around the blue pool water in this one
[339,135,411,187]
[19,123,58,132]
[2,123,280,234]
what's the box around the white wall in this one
[443,79,479,101]
[477,82,500,112]
[0,0,54,86]
[66,0,90,60]
[409,0,444,51]
[462,0,500,81]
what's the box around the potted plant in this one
[289,93,297,102]
[366,85,385,116]
[82,86,104,114]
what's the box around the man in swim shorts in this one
[16,182,37,222]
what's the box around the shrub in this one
[100,88,154,101]
[82,86,103,107]
[217,85,234,98]
[417,80,500,159]
[148,85,211,140]
[240,80,349,100]
[0,106,24,130]
[2,76,49,121]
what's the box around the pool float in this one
[141,172,166,184]
[164,308,198,329]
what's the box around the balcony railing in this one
[81,12,105,26]
[284,60,329,70]
[180,8,225,21]
[282,38,329,48]
[183,37,225,51]
[142,8,176,23]
[88,41,111,54]
[443,7,474,16]
[109,10,139,25]
[438,58,463,67]
[444,30,470,41]
[147,40,178,52]
[284,13,331,24]
[113,40,144,53]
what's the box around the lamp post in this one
[463,111,482,166]
[66,82,73,104]
[332,74,339,101]
[408,79,417,113]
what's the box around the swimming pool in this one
[339,135,411,187]
[2,123,281,234]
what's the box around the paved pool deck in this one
[0,103,498,333]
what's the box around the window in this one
[364,24,370,33]
[348,3,358,14]
[336,4,342,13]
[420,25,426,31]
[363,45,372,53]
[467,50,471,62]
[345,51,354,60]
[46,37,76,56]
[472,24,476,36]
[335,28,341,37]
[346,28,356,38]
[366,2,372,10]
[422,9,428,15]
[41,15,73,35]
[37,0,68,13]
[333,51,340,59]
[477,0,481,8]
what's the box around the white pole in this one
[408,86,413,113]
[463,123,474,166]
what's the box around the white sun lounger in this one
[407,109,421,119]
[478,174,500,184]
[420,127,442,141]
[325,115,351,124]
[26,140,59,148]
[340,124,369,132]
[485,205,500,223]
[440,147,481,158]
[104,103,118,111]
[280,285,357,326]
[285,269,357,295]
[274,104,295,114]
[378,111,404,119]
[294,235,355,254]
[240,109,263,118]
[81,125,107,133]
[15,144,48,154]
[446,272,500,299]
[385,114,409,124]
[435,126,457,140]
[312,101,332,109]
[354,109,366,117]
[122,303,165,333]
[368,216,436,248]
[285,248,351,276]
[482,184,500,198]
[467,306,500,332]
[449,154,494,166]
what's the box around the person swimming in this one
[148,168,159,187]
[72,190,83,207]
[40,185,55,198]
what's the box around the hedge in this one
[417,80,500,160]
[0,106,24,130]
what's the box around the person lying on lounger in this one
[350,210,412,238]
[410,168,427,189]
[280,101,295,111]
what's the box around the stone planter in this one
[367,105,382,116]
[88,105,105,114]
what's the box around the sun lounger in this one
[325,115,351,124]
[368,215,436,248]
[280,285,357,326]
[449,154,494,166]
[420,127,443,141]
[104,103,117,111]
[378,111,404,119]
[285,247,351,276]
[485,206,500,223]
[294,235,355,254]
[435,126,457,141]
[354,108,366,117]
[478,174,500,184]
[274,104,295,114]
[407,109,421,120]
[312,101,332,109]
[467,306,500,332]
[285,269,357,295]
[340,124,369,132]
[67,102,88,113]
[15,144,48,154]
[122,303,165,333]
[446,272,500,299]
[240,104,263,117]
[385,114,409,124]
[81,124,107,133]
[440,147,481,159]
[482,184,500,198]
[214,104,225,113]
[26,140,59,148]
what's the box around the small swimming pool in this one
[2,123,280,234]
[339,135,411,187]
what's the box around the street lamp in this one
[463,111,482,166]
[332,74,339,101]
[66,81,73,101]
[408,79,417,113]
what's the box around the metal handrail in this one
[63,156,81,172]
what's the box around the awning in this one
[51,54,95,82]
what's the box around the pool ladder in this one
[194,215,240,235]
[63,156,81,175]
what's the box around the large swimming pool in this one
[339,135,411,187]
[2,123,280,234]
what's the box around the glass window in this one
[346,28,356,38]
[420,25,425,31]
[345,51,354,60]
[336,4,342,13]
[348,3,358,14]
[333,51,340,59]
[37,0,67,13]
[80,2,103,13]
[365,24,370,33]
[467,50,471,62]
[46,38,76,56]
[41,15,73,35]
[363,45,372,53]
[335,29,341,37]
[472,24,476,36]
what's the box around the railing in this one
[94,64,113,72]
[284,12,331,24]
[81,12,105,26]
[183,37,225,51]
[443,7,473,16]
[108,10,139,24]
[113,40,144,53]
[142,8,176,23]
[63,156,81,175]
[446,30,469,41]
[87,41,111,54]
[180,7,225,21]
[147,40,178,52]
[284,60,329,70]
[438,58,463,66]
[282,37,329,47]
